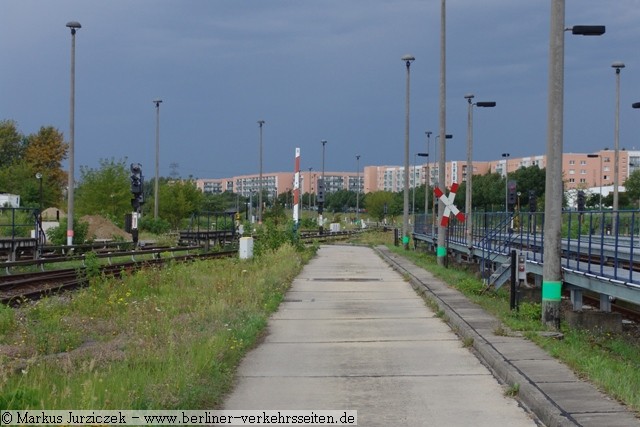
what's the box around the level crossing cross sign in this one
[434,183,466,227]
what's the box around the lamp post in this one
[543,1,605,329]
[587,153,602,208]
[355,155,361,223]
[35,173,43,214]
[319,140,327,233]
[258,120,265,224]
[153,99,162,219]
[433,134,452,232]
[465,94,496,247]
[612,62,625,213]
[502,153,510,214]
[437,0,448,266]
[65,20,81,246]
[416,152,429,233]
[402,54,415,249]
[308,167,313,211]
[424,131,432,229]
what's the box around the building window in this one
[569,160,575,165]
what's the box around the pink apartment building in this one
[196,150,640,196]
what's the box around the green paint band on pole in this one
[542,281,562,301]
[402,236,410,244]
[436,246,446,257]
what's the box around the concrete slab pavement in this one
[377,245,640,427]
[222,245,539,426]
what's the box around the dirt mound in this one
[81,215,131,241]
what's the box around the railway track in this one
[0,230,364,304]
[0,249,236,305]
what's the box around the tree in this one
[363,191,396,221]
[0,120,25,169]
[24,126,68,196]
[75,158,131,225]
[624,170,640,208]
[158,180,203,229]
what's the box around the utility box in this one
[239,237,254,259]
[518,252,526,280]
[330,223,341,233]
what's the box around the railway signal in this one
[129,163,144,246]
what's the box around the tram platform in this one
[221,245,639,426]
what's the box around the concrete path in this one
[222,245,539,426]
[377,245,639,427]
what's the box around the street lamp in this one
[416,152,429,232]
[402,54,415,249]
[153,99,162,219]
[35,173,43,214]
[65,20,81,246]
[543,1,605,329]
[355,155,361,223]
[437,0,448,267]
[612,62,625,212]
[319,140,327,233]
[433,134,452,231]
[307,167,313,211]
[502,153,510,214]
[587,153,602,208]
[424,131,432,227]
[258,120,265,224]
[465,94,496,247]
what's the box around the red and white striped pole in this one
[293,147,300,225]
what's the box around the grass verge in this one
[385,244,640,414]
[0,243,313,409]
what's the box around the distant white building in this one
[0,193,20,207]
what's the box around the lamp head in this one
[569,25,605,36]
[612,62,625,73]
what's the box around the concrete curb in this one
[375,246,578,427]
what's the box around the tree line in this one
[4,119,640,234]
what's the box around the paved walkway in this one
[223,245,543,426]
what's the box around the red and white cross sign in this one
[434,183,466,227]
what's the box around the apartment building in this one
[196,150,639,196]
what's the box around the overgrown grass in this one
[0,243,313,409]
[385,243,640,413]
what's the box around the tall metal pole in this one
[356,155,360,223]
[465,94,474,248]
[153,99,162,219]
[66,21,81,246]
[319,140,327,233]
[437,0,447,265]
[425,131,432,227]
[502,153,510,213]
[412,153,417,222]
[308,167,313,211]
[402,54,415,250]
[321,140,327,180]
[258,120,265,224]
[599,155,603,208]
[542,0,565,330]
[612,62,625,213]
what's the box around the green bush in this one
[46,218,90,245]
[139,216,171,234]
